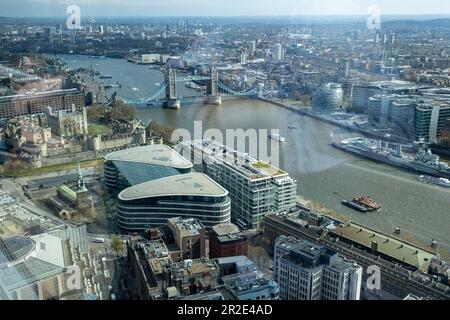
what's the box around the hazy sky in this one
[2,0,450,17]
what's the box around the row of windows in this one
[117,199,230,211]
[120,191,230,204]
[0,94,84,119]
[117,208,231,219]
[116,212,230,230]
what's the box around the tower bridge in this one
[119,66,268,108]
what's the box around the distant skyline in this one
[2,0,450,18]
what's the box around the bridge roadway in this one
[264,215,450,300]
[124,95,216,105]
[176,76,211,82]
[119,78,264,105]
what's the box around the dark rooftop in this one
[282,240,337,269]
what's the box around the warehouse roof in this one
[332,222,436,271]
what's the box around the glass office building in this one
[103,144,194,191]
[415,102,450,143]
[176,140,298,230]
[312,83,343,113]
[116,173,231,231]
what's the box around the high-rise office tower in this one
[274,43,283,61]
[248,40,256,56]
[274,236,362,300]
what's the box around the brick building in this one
[0,88,85,120]
[167,217,206,261]
[209,223,248,259]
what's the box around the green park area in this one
[2,159,104,178]
[88,124,113,136]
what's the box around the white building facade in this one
[274,236,362,300]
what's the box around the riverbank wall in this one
[258,98,413,145]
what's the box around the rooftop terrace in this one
[178,139,288,181]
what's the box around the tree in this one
[119,103,137,120]
[3,159,31,176]
[148,121,175,143]
[103,101,137,124]
[86,104,106,123]
[246,233,272,268]
[111,236,125,255]
[106,105,122,123]
[0,77,12,88]
[292,90,303,101]
[248,245,271,269]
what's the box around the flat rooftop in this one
[329,255,360,272]
[143,240,169,258]
[119,173,228,201]
[288,240,327,263]
[0,88,80,100]
[222,271,271,295]
[171,258,219,277]
[212,223,247,244]
[357,80,421,90]
[416,101,450,110]
[217,255,250,266]
[332,222,436,270]
[168,217,204,236]
[178,139,288,181]
[371,91,450,108]
[105,144,193,170]
[216,233,247,244]
[180,289,224,300]
[212,223,240,236]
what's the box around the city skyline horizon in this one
[4,13,450,23]
[3,0,450,18]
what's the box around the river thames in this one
[58,54,450,252]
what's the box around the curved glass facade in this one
[104,160,192,191]
[312,83,344,113]
[116,195,231,231]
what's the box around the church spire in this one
[77,161,87,192]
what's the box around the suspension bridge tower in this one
[163,67,180,109]
[205,66,221,105]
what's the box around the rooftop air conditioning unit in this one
[184,259,193,269]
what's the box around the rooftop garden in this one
[251,161,271,169]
